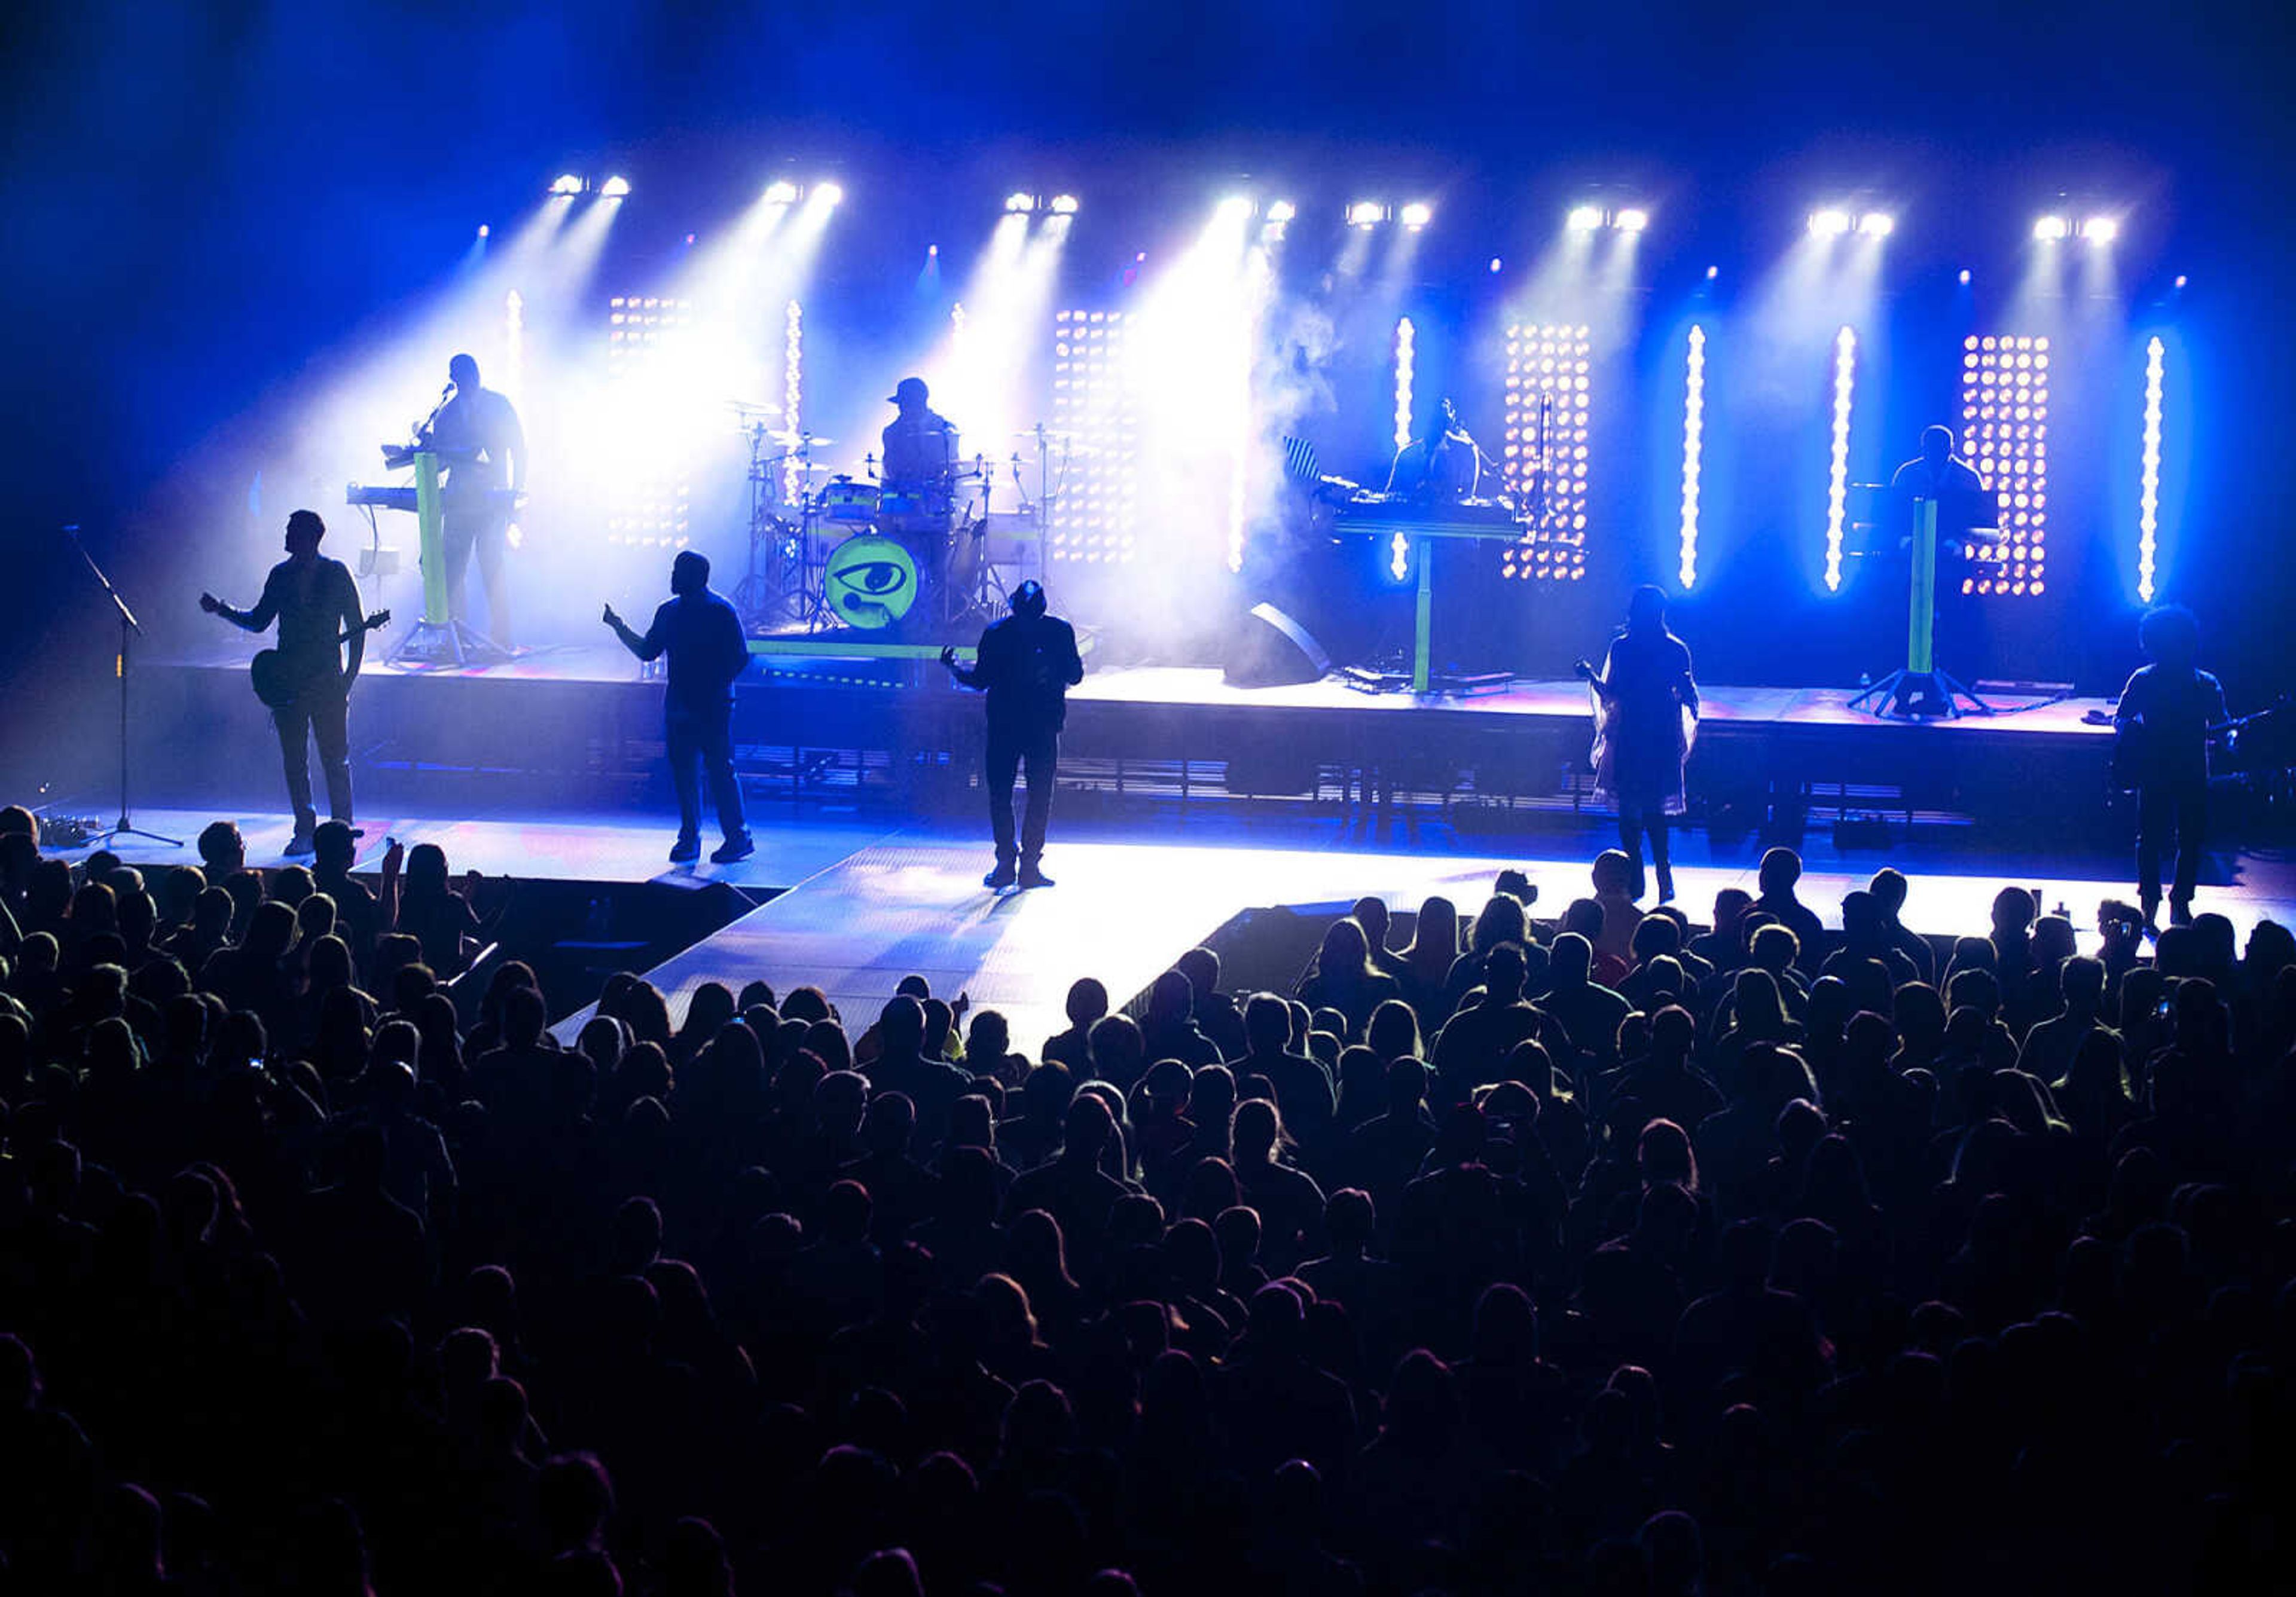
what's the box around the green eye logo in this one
[823,533,918,628]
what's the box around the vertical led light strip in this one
[781,300,803,504]
[1391,317,1415,580]
[1824,325,1856,592]
[503,289,524,399]
[1680,325,1705,589]
[2138,335,2163,603]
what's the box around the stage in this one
[139,637,2126,845]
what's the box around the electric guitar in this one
[249,611,392,708]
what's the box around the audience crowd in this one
[1,802,2292,1596]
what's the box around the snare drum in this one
[820,477,881,524]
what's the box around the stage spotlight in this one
[549,173,584,196]
[1399,200,1433,230]
[1048,194,1079,214]
[764,179,800,205]
[1347,200,1385,228]
[599,175,631,199]
[2078,215,2118,243]
[1614,207,1650,233]
[476,223,490,239]
[1856,211,1895,237]
[1266,200,1297,223]
[1959,268,1972,285]
[1566,204,1604,233]
[1705,265,1718,280]
[2174,274,2188,288]
[1489,257,1503,273]
[813,182,844,207]
[1808,209,1852,238]
[1006,191,1039,214]
[1217,194,1254,222]
[2033,214,2070,241]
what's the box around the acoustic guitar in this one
[251,611,391,708]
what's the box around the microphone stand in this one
[66,526,182,848]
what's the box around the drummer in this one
[882,376,958,490]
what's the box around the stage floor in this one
[162,639,2118,740]
[63,801,2282,1051]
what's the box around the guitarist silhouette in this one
[201,509,369,855]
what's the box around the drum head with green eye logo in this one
[822,533,918,629]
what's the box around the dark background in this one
[3,0,2288,798]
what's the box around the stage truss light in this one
[1808,209,1852,238]
[549,173,585,196]
[2078,215,2118,244]
[1958,332,2051,599]
[1265,200,1297,224]
[2139,335,2163,603]
[598,175,631,199]
[813,182,844,207]
[763,179,800,206]
[1399,201,1434,230]
[1006,192,1039,214]
[1614,207,1650,234]
[1048,309,1140,565]
[1500,322,1593,582]
[1565,204,1604,233]
[1824,326,1856,593]
[476,223,491,239]
[2033,214,2071,241]
[1959,268,1973,285]
[1856,211,1895,237]
[1347,200,1385,229]
[1680,325,1705,590]
[602,294,695,548]
[1049,194,1080,215]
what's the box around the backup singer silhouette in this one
[200,509,366,855]
[603,551,754,865]
[1578,584,1700,903]
[941,580,1083,890]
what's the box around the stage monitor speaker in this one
[1223,602,1331,688]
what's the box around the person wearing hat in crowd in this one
[942,582,1083,891]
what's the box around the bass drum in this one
[822,532,921,630]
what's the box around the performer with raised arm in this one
[200,510,367,856]
[1577,584,1700,903]
[2114,604,2227,926]
[603,551,754,865]
[941,581,1083,891]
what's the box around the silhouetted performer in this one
[428,352,526,645]
[2115,604,2226,926]
[604,551,754,865]
[1888,425,1998,705]
[1384,396,1480,502]
[1578,585,1699,903]
[941,581,1083,890]
[201,509,365,856]
[881,376,957,488]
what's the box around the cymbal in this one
[727,398,784,416]
[768,430,836,447]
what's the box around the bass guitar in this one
[249,611,392,708]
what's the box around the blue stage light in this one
[2078,215,2118,244]
[764,180,800,205]
[1347,200,1385,228]
[813,182,844,207]
[1565,204,1603,233]
[1399,201,1433,230]
[1006,192,1038,214]
[1265,200,1297,224]
[1856,211,1895,237]
[1614,207,1650,233]
[1049,194,1080,215]
[549,174,584,196]
[1959,268,1972,285]
[599,175,631,199]
[2032,215,2070,241]
[1808,209,1852,238]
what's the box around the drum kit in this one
[729,401,1071,639]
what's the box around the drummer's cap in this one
[1010,579,1047,618]
[889,376,930,407]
